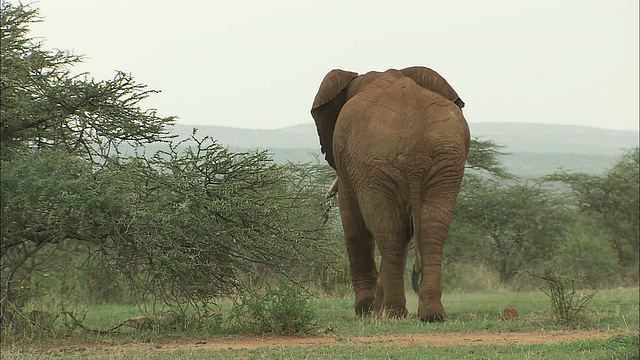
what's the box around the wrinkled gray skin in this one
[312,67,469,321]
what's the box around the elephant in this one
[311,66,470,322]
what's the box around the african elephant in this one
[311,66,470,321]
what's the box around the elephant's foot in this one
[355,296,374,316]
[419,312,445,322]
[373,299,408,318]
[418,301,446,322]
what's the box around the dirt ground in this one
[12,330,632,357]
[154,330,627,351]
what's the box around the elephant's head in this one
[310,67,464,168]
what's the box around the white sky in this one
[25,0,640,131]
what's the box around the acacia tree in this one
[454,176,570,283]
[2,3,173,318]
[0,4,171,162]
[546,148,639,265]
[1,3,332,324]
[465,138,512,179]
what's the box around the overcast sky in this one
[27,0,639,131]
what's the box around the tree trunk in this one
[613,237,626,265]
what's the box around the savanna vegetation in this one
[1,3,638,358]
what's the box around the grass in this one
[312,288,638,335]
[2,288,638,359]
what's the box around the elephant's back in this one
[334,77,469,166]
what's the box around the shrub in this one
[232,282,315,335]
[529,269,597,323]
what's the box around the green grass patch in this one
[312,288,638,336]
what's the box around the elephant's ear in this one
[400,66,465,109]
[311,69,358,168]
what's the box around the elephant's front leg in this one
[339,186,377,316]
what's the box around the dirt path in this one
[16,330,633,357]
[157,330,628,351]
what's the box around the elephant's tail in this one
[409,173,423,294]
[411,251,422,293]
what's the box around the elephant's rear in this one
[334,77,469,193]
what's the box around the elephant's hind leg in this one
[416,178,464,322]
[373,235,410,318]
[373,246,411,319]
[338,180,377,316]
[361,194,411,318]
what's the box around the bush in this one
[231,282,315,335]
[529,269,597,323]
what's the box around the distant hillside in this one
[467,123,637,156]
[170,123,639,178]
[172,123,320,149]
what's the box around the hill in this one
[169,123,639,178]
